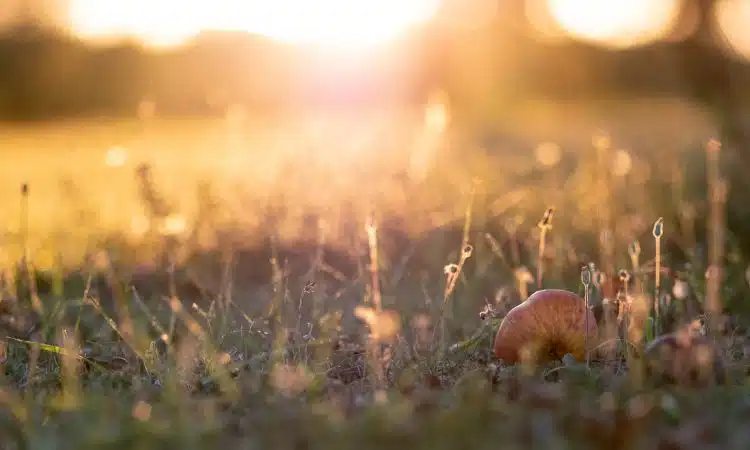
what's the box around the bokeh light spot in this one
[612,149,632,177]
[535,141,562,167]
[105,146,128,167]
[714,0,750,61]
[545,0,683,49]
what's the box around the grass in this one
[1,103,749,449]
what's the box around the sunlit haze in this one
[67,0,440,50]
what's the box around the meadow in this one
[0,95,748,449]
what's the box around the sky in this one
[0,0,747,61]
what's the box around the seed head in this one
[628,241,641,259]
[444,264,459,275]
[303,281,317,294]
[652,217,664,239]
[581,265,592,287]
[706,139,721,154]
[538,207,555,229]
[618,269,631,283]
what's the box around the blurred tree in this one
[672,0,750,257]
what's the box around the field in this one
[0,96,749,449]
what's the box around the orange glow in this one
[545,0,683,49]
[437,0,499,31]
[67,0,439,50]
[524,0,568,43]
[714,0,750,61]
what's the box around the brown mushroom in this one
[493,289,598,365]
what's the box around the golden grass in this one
[0,96,745,448]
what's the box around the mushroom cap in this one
[493,289,598,364]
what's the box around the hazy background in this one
[1,0,750,280]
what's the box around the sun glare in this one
[67,0,439,50]
[68,0,206,48]
[545,0,683,49]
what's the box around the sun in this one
[67,0,440,50]
[545,0,683,49]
